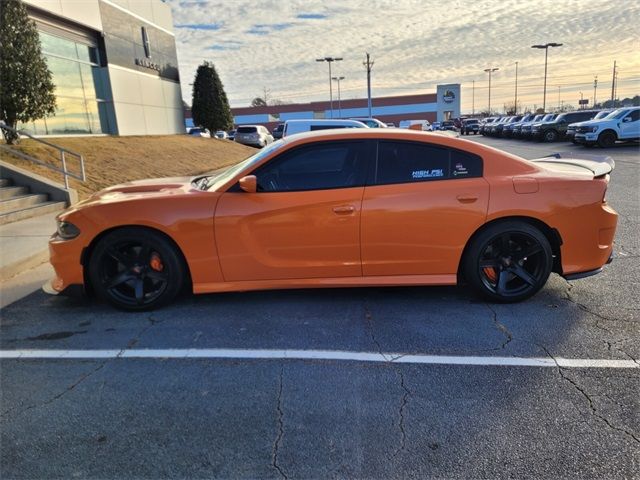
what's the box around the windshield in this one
[605,109,628,119]
[541,114,555,121]
[206,140,285,191]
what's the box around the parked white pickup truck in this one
[573,106,640,147]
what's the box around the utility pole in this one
[363,53,374,118]
[610,60,616,106]
[472,79,475,116]
[593,76,598,107]
[514,61,518,114]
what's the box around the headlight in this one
[589,126,599,133]
[57,221,80,239]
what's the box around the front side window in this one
[375,141,482,185]
[253,141,369,192]
[624,110,640,122]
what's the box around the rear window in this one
[237,126,257,133]
[375,141,483,185]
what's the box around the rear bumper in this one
[563,252,614,280]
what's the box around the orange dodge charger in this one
[46,129,617,310]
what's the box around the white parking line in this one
[0,349,637,368]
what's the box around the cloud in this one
[166,0,640,111]
[296,13,328,20]
[175,23,223,31]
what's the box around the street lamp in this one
[484,67,499,114]
[332,76,345,118]
[531,42,563,113]
[316,57,343,118]
[514,61,518,114]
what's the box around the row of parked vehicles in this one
[470,106,640,147]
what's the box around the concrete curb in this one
[0,248,50,283]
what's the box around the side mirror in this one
[238,175,257,193]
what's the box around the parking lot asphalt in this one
[1,136,639,479]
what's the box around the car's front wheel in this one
[464,221,553,303]
[543,129,558,142]
[89,227,186,311]
[597,130,617,148]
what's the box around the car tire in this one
[463,221,553,303]
[89,227,186,311]
[543,130,558,142]
[597,131,617,148]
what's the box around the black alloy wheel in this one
[597,130,617,148]
[464,222,553,302]
[89,228,186,311]
[543,129,558,142]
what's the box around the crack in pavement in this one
[484,303,513,350]
[391,370,410,458]
[363,304,412,458]
[272,367,288,480]
[561,281,640,363]
[1,315,160,419]
[539,344,640,444]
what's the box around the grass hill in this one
[0,135,257,199]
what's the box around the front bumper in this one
[574,132,599,144]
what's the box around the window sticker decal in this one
[412,169,444,179]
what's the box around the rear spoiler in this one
[531,152,615,177]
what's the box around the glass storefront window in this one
[19,31,110,135]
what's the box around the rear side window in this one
[375,141,482,185]
[237,126,257,133]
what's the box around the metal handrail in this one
[0,124,86,189]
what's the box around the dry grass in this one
[0,135,257,199]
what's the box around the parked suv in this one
[523,114,556,139]
[234,125,273,147]
[460,118,481,135]
[500,115,524,138]
[574,106,640,147]
[531,110,599,142]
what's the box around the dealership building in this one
[231,84,461,130]
[21,0,185,136]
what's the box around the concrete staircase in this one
[0,177,66,226]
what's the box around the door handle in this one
[332,205,356,214]
[456,195,478,203]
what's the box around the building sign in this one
[443,89,456,103]
[135,57,160,71]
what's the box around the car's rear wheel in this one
[597,130,617,148]
[464,222,553,303]
[89,228,186,311]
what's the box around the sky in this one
[167,0,640,114]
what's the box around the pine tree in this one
[0,0,56,144]
[191,61,233,132]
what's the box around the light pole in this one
[316,56,343,118]
[531,42,563,113]
[472,79,475,116]
[593,76,598,107]
[514,61,518,114]
[484,67,499,114]
[332,76,345,118]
